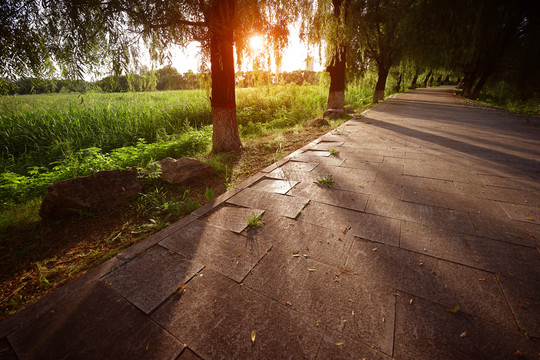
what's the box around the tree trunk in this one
[469,70,492,99]
[410,72,419,89]
[443,75,450,85]
[421,70,432,88]
[326,47,346,109]
[373,66,389,103]
[394,72,403,92]
[208,0,242,153]
[326,0,348,110]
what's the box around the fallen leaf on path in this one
[459,331,467,338]
[447,304,460,313]
[251,330,256,344]
[335,341,344,346]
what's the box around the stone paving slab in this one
[8,281,183,359]
[249,178,298,194]
[468,212,540,248]
[316,330,392,360]
[159,220,269,282]
[249,214,354,267]
[400,186,508,214]
[279,160,319,172]
[499,203,540,224]
[366,196,476,234]
[244,247,396,355]
[399,175,461,194]
[289,182,369,212]
[393,293,538,360]
[104,245,204,314]
[298,201,401,247]
[454,181,540,206]
[346,238,516,329]
[289,153,345,167]
[498,275,540,338]
[400,221,540,282]
[152,269,324,360]
[202,205,265,233]
[226,188,309,219]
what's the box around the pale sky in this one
[169,27,325,74]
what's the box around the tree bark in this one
[469,70,492,99]
[326,47,346,109]
[208,0,242,153]
[326,0,348,110]
[410,72,419,89]
[373,66,389,103]
[421,70,432,88]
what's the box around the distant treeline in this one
[0,66,321,95]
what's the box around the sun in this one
[249,35,265,52]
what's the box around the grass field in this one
[0,83,375,205]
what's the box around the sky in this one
[169,27,325,74]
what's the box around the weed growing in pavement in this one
[246,213,263,228]
[328,147,339,155]
[315,174,335,188]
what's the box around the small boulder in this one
[160,157,215,185]
[40,168,142,219]
[304,118,330,127]
[323,109,345,119]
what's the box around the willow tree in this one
[307,0,351,110]
[0,0,301,152]
[349,0,413,103]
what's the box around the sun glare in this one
[249,35,265,52]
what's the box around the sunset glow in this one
[249,35,265,52]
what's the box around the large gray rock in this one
[304,118,330,127]
[39,168,142,218]
[323,108,345,119]
[160,157,215,185]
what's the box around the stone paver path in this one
[1,87,539,359]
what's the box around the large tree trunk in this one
[326,47,346,110]
[410,72,419,89]
[469,70,492,99]
[421,69,432,88]
[373,66,389,103]
[326,0,348,110]
[208,0,242,153]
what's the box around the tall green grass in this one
[0,83,376,205]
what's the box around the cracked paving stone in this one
[298,201,401,247]
[160,220,269,282]
[289,182,369,212]
[400,221,540,282]
[226,188,309,219]
[152,269,324,360]
[346,239,515,329]
[7,281,183,360]
[244,248,395,355]
[104,245,203,314]
[394,294,538,360]
[249,178,298,194]
[202,205,265,233]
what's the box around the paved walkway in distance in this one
[1,87,539,359]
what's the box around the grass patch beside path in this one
[0,120,345,319]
